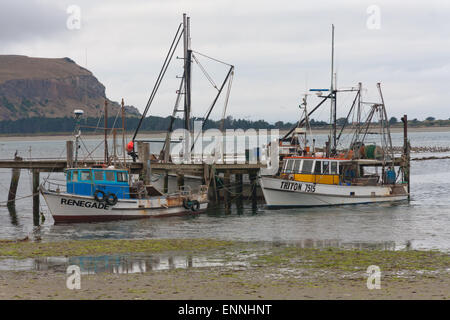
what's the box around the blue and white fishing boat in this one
[41,165,208,223]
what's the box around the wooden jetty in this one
[0,141,266,225]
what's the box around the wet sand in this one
[0,239,448,300]
[0,266,449,300]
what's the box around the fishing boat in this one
[260,26,410,208]
[39,14,220,223]
[40,166,208,223]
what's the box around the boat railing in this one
[42,179,66,194]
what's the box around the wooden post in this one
[224,170,231,211]
[202,163,208,185]
[32,170,40,226]
[137,141,144,180]
[177,173,184,190]
[236,173,243,208]
[7,153,22,207]
[142,143,150,185]
[163,170,169,194]
[401,114,410,200]
[210,166,219,203]
[249,171,258,209]
[66,141,73,168]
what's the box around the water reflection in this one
[7,205,18,226]
[0,253,246,275]
[270,238,397,250]
[0,240,400,274]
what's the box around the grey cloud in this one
[1,0,450,121]
[0,0,68,44]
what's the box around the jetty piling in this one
[66,141,74,168]
[236,173,243,208]
[223,170,231,211]
[249,171,258,209]
[32,170,40,226]
[177,173,185,189]
[401,114,411,199]
[7,153,22,207]
[141,142,150,185]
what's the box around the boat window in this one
[293,159,301,173]
[301,160,313,173]
[285,159,295,173]
[105,171,116,182]
[94,171,104,181]
[323,161,330,174]
[80,170,91,181]
[67,171,72,182]
[117,172,128,182]
[72,171,78,182]
[314,161,322,174]
[331,162,338,174]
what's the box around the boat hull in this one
[41,189,208,223]
[260,176,408,207]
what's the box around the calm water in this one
[0,131,449,251]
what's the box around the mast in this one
[183,13,192,132]
[121,98,126,165]
[104,100,109,164]
[330,24,337,155]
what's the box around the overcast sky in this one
[1,0,449,122]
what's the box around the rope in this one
[0,192,39,206]
[191,50,233,67]
[192,53,218,90]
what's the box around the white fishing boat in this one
[260,157,408,208]
[260,26,410,208]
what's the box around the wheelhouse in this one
[281,156,398,186]
[281,157,344,185]
[66,168,130,199]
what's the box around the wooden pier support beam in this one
[163,170,169,194]
[235,173,243,208]
[401,114,410,200]
[137,141,144,163]
[224,170,231,211]
[141,143,150,185]
[249,171,258,209]
[32,170,40,226]
[7,154,22,207]
[177,172,184,190]
[66,141,73,168]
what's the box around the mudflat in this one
[0,239,448,300]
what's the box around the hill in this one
[0,55,140,120]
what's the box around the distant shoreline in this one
[1,125,450,141]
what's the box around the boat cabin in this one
[66,168,130,199]
[281,157,343,185]
[280,156,396,186]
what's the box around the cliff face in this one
[0,55,140,121]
